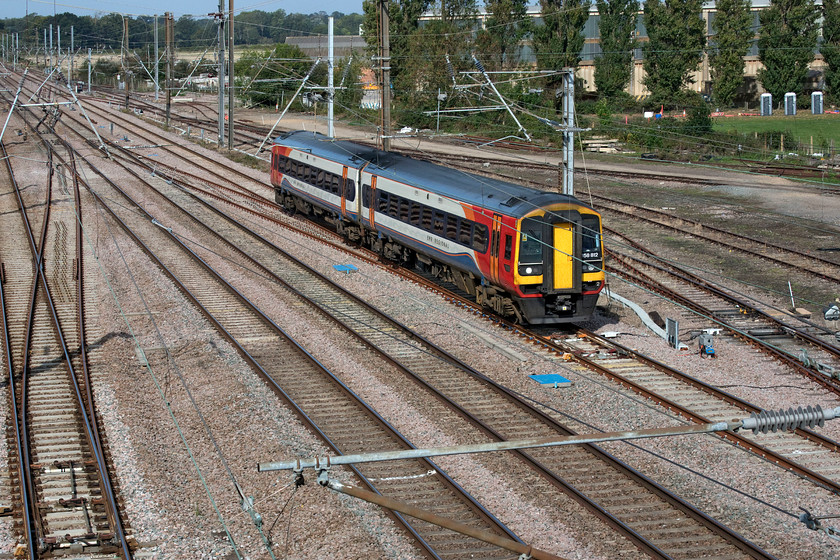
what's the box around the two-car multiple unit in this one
[271,130,605,324]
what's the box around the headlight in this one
[519,264,542,276]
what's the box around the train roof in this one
[274,131,594,217]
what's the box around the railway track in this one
[27,73,786,558]
[47,124,533,558]
[9,72,840,556]
[94,133,780,559]
[57,76,840,496]
[607,243,840,384]
[0,123,131,555]
[594,196,840,284]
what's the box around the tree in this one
[708,0,752,106]
[594,0,639,99]
[532,0,590,104]
[642,0,706,103]
[822,0,840,102]
[533,0,589,70]
[475,0,530,70]
[362,1,432,94]
[236,43,312,107]
[757,0,818,100]
[394,1,477,108]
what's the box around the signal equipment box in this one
[760,93,772,116]
[812,91,824,115]
[785,92,796,116]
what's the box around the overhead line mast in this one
[378,0,391,151]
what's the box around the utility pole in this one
[561,69,575,196]
[378,0,391,151]
[48,25,52,70]
[213,1,226,146]
[328,16,334,138]
[87,48,91,92]
[165,12,173,125]
[70,26,74,85]
[154,15,159,101]
[228,0,234,150]
[122,16,129,108]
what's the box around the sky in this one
[1,0,364,19]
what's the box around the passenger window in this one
[345,179,356,202]
[399,199,410,221]
[504,234,512,259]
[377,191,389,212]
[409,203,421,226]
[421,207,433,230]
[445,216,458,241]
[316,170,326,188]
[284,158,292,174]
[472,224,489,252]
[389,195,400,218]
[362,184,371,207]
[458,220,473,245]
[432,211,445,234]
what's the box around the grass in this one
[712,112,840,154]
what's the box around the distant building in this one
[285,35,367,58]
[420,1,826,100]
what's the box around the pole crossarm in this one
[471,53,531,142]
[258,405,840,473]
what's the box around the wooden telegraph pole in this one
[378,0,391,151]
[122,16,129,109]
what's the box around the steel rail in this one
[11,95,133,558]
[91,135,778,559]
[607,247,840,377]
[64,143,523,560]
[0,141,38,560]
[614,246,839,346]
[68,150,134,558]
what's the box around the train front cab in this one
[513,208,604,324]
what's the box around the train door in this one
[368,175,377,228]
[552,223,575,290]
[489,213,503,284]
[340,166,348,218]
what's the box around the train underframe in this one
[278,189,592,324]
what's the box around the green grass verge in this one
[713,112,840,153]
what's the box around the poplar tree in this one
[757,0,818,99]
[822,0,840,102]
[709,0,752,106]
[476,0,530,70]
[642,0,706,102]
[362,0,432,89]
[532,0,590,102]
[594,0,639,99]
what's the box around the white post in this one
[788,281,796,310]
[328,16,334,138]
[87,48,91,92]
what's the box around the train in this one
[270,130,605,324]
